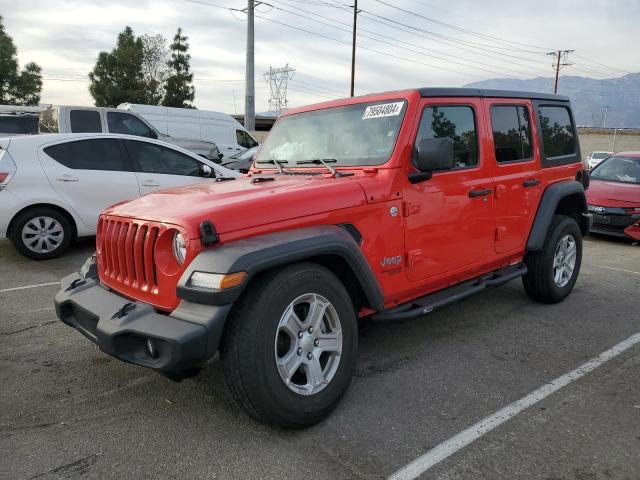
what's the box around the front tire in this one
[523,215,582,303]
[221,263,357,428]
[9,207,73,260]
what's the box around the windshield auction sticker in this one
[362,102,404,119]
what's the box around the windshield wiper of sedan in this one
[256,159,288,174]
[295,158,353,177]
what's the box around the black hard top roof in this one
[418,87,570,102]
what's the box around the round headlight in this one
[172,231,186,265]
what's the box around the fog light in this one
[189,271,247,290]
[146,338,158,358]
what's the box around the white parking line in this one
[389,331,640,480]
[0,282,59,293]
[595,265,640,276]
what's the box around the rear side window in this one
[69,110,102,133]
[107,112,155,138]
[491,106,532,162]
[236,129,258,149]
[44,139,126,171]
[125,140,202,176]
[416,105,478,169]
[538,106,576,158]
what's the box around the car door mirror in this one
[200,164,214,177]
[409,138,454,183]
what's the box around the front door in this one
[485,99,542,253]
[404,99,495,282]
[123,139,210,195]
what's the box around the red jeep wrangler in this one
[55,88,592,427]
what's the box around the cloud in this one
[3,0,638,113]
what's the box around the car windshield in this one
[592,152,610,159]
[590,156,640,184]
[255,100,407,167]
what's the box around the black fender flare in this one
[176,225,384,311]
[526,180,590,251]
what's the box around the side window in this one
[491,105,533,162]
[415,106,478,169]
[236,129,258,149]
[69,110,102,133]
[107,112,155,138]
[538,106,576,158]
[125,140,202,176]
[44,139,126,171]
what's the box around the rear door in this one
[124,139,211,195]
[485,99,542,253]
[403,98,496,281]
[38,138,140,231]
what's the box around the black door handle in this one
[523,179,541,187]
[469,188,492,198]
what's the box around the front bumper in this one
[54,258,232,372]
[587,204,640,240]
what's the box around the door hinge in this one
[402,201,420,217]
[495,226,507,241]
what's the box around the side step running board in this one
[372,262,527,322]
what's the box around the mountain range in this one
[464,73,640,128]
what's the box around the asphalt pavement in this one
[1,234,639,480]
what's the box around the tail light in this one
[0,150,17,191]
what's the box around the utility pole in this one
[547,49,573,94]
[245,0,255,131]
[350,0,358,97]
[603,105,609,128]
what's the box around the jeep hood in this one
[103,175,368,238]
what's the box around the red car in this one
[587,152,640,241]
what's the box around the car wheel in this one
[522,215,582,303]
[221,262,357,428]
[9,207,73,260]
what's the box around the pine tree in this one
[88,26,145,107]
[162,28,195,108]
[0,16,42,105]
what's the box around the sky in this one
[2,0,639,114]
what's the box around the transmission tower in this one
[264,64,295,114]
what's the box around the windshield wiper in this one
[256,159,288,174]
[296,158,353,177]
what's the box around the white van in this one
[38,105,223,163]
[118,103,258,159]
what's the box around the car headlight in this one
[172,231,186,265]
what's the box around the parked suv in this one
[55,88,592,427]
[38,106,223,162]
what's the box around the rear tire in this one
[221,263,357,428]
[523,215,582,303]
[9,207,73,260]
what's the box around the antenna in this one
[264,64,295,114]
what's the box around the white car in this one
[0,133,240,259]
[586,151,613,170]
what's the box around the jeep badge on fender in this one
[55,88,591,428]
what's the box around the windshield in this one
[255,100,407,167]
[591,156,640,184]
[592,152,611,159]
[232,146,258,161]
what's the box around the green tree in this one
[140,34,169,105]
[0,16,42,105]
[88,26,145,107]
[162,28,195,108]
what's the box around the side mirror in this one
[218,152,224,160]
[410,138,454,183]
[200,164,213,178]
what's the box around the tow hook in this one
[112,302,136,319]
[65,278,86,292]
